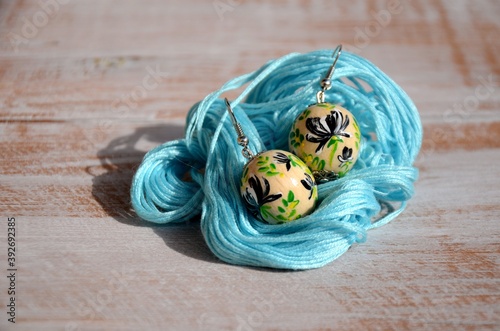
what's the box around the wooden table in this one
[1,0,499,330]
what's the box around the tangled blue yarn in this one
[131,49,422,270]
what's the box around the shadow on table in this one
[89,124,219,264]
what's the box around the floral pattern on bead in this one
[255,155,280,176]
[242,175,282,218]
[240,150,317,224]
[275,191,301,222]
[273,152,293,171]
[289,128,305,149]
[337,146,354,177]
[305,109,351,154]
[338,146,353,165]
[273,152,304,171]
[301,173,315,199]
[289,103,361,179]
[301,153,326,171]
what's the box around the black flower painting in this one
[273,152,292,171]
[338,146,353,166]
[300,173,315,200]
[305,110,351,154]
[242,175,282,216]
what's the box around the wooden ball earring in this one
[224,98,318,224]
[289,45,361,183]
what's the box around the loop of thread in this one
[131,49,422,270]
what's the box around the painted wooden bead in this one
[240,150,318,224]
[289,103,361,181]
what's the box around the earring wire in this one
[316,44,342,103]
[224,98,255,160]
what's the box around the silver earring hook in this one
[224,98,255,160]
[316,44,342,103]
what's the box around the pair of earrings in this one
[226,45,361,224]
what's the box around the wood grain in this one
[0,0,499,330]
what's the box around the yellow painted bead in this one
[240,150,317,224]
[289,103,361,181]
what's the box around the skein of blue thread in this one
[130,49,422,270]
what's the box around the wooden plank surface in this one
[0,0,499,330]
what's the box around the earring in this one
[289,45,361,183]
[225,98,318,224]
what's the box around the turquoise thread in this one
[131,49,422,270]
